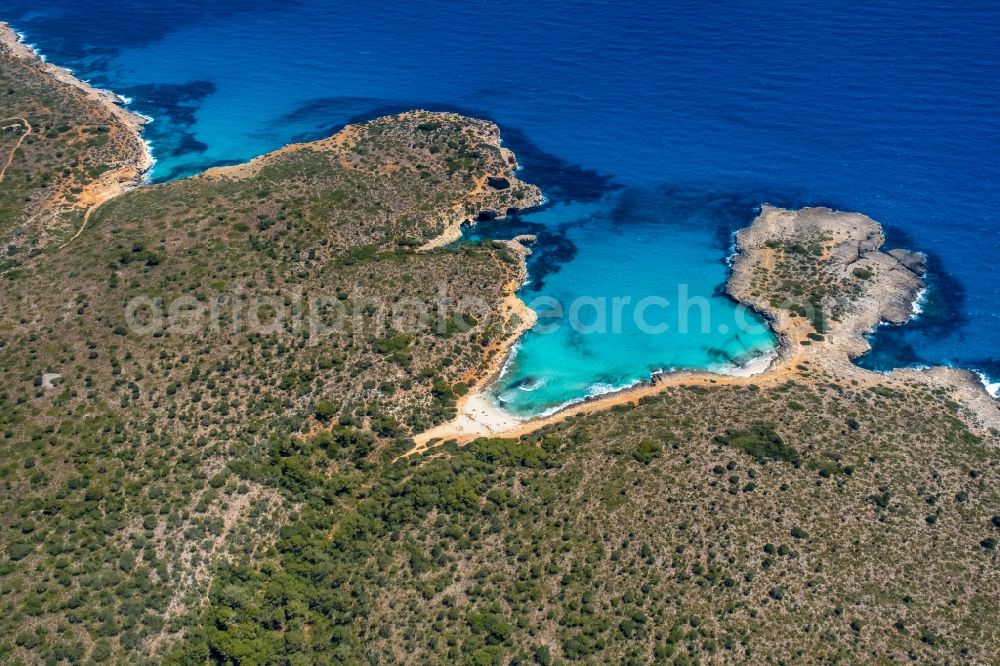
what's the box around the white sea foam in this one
[587,381,635,397]
[13,26,158,180]
[724,231,738,267]
[496,341,522,380]
[533,379,641,418]
[140,138,157,184]
[861,286,926,336]
[910,287,927,319]
[975,371,999,399]
[535,402,573,418]
[864,319,888,337]
[15,31,45,60]
[536,397,585,418]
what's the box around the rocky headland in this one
[0,23,151,263]
[727,205,924,367]
[203,110,542,252]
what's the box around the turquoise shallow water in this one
[6,0,999,409]
[468,192,778,416]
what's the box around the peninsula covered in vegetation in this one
[1,22,997,665]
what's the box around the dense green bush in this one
[713,422,800,465]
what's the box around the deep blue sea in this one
[7,0,999,410]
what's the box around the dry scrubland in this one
[219,381,995,664]
[0,26,998,666]
[0,24,149,270]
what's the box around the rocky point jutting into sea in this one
[0,23,151,267]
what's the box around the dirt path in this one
[1,23,154,257]
[56,199,100,251]
[1,120,143,257]
[52,125,153,252]
[0,116,31,184]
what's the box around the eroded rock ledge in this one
[728,205,925,365]
[727,205,997,430]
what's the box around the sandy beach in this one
[409,345,793,454]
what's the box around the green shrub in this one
[714,422,799,465]
[314,400,338,421]
[633,440,663,464]
[7,542,32,561]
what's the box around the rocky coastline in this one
[416,118,544,250]
[726,205,926,369]
[0,21,154,176]
[0,23,151,148]
[0,22,152,259]
[412,205,998,451]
